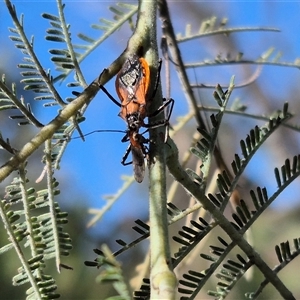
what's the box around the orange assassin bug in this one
[100,54,174,183]
[116,55,150,131]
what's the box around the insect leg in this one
[121,132,149,164]
[150,59,162,99]
[145,98,174,142]
[144,98,174,128]
[121,131,130,143]
[99,85,121,108]
[121,143,132,166]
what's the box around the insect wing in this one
[115,55,150,104]
[134,57,150,105]
[131,144,145,183]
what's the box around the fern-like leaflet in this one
[203,102,291,212]
[7,3,65,108]
[176,154,300,299]
[0,167,71,299]
[84,219,150,269]
[133,278,151,299]
[189,79,234,187]
[246,238,300,299]
[207,254,251,300]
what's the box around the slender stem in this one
[56,0,86,87]
[45,139,61,272]
[87,178,134,228]
[185,59,300,69]
[133,0,177,299]
[0,132,17,154]
[199,105,299,132]
[177,27,280,43]
[19,165,40,268]
[158,0,205,130]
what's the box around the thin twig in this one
[191,65,263,89]
[177,27,280,43]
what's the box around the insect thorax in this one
[126,113,141,131]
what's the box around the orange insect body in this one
[100,53,173,183]
[114,54,152,182]
[115,55,150,130]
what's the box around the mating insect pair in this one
[100,54,174,183]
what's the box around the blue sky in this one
[1,1,300,236]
